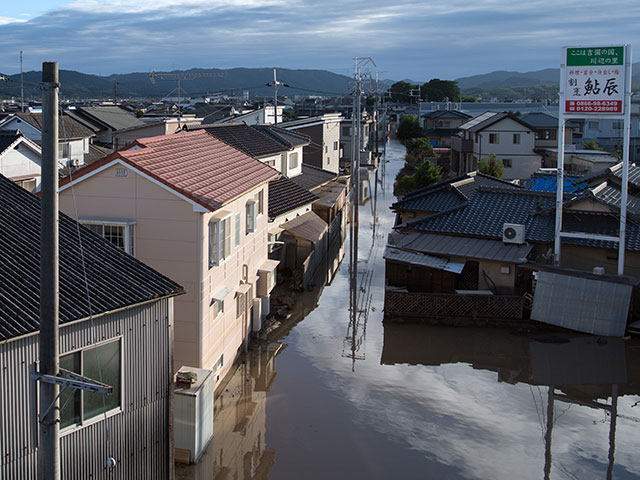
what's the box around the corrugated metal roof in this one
[390,232,533,263]
[280,210,327,243]
[0,174,184,341]
[384,246,464,273]
[531,271,632,337]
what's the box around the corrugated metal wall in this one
[1,298,173,479]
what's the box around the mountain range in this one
[1,64,639,101]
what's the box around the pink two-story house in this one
[59,129,279,383]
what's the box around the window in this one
[588,121,599,129]
[235,213,240,247]
[489,133,499,144]
[342,126,351,137]
[246,201,256,234]
[58,142,70,159]
[503,158,513,168]
[213,354,224,374]
[60,340,121,429]
[324,145,328,154]
[333,141,339,151]
[513,133,521,144]
[255,190,264,216]
[212,299,223,318]
[613,120,623,130]
[83,221,135,256]
[236,292,246,318]
[289,152,299,170]
[209,216,231,267]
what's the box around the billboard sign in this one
[563,46,626,114]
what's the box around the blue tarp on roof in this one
[526,174,586,193]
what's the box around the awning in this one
[212,286,233,301]
[236,283,252,296]
[389,232,533,264]
[383,246,465,274]
[280,211,328,243]
[258,259,280,273]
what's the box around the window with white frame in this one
[59,339,121,429]
[246,201,256,234]
[489,133,499,144]
[289,152,299,170]
[235,213,240,247]
[212,298,223,318]
[82,220,135,256]
[209,216,232,267]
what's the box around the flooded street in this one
[179,139,640,480]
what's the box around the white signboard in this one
[563,46,626,114]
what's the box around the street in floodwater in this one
[179,139,640,480]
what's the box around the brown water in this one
[179,139,640,480]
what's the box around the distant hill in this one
[0,67,354,100]
[456,63,640,89]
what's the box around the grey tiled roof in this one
[3,112,95,140]
[0,131,19,154]
[290,164,338,190]
[190,123,288,158]
[406,187,640,251]
[252,125,310,149]
[392,184,467,213]
[0,174,183,341]
[392,172,519,212]
[422,110,471,120]
[76,106,146,132]
[268,176,318,218]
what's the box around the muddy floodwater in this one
[178,139,640,480]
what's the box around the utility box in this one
[174,367,214,464]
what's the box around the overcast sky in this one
[1,0,639,81]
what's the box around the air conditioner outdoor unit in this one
[503,223,525,244]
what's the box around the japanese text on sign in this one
[563,46,625,115]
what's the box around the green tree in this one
[396,115,422,140]
[580,140,604,151]
[389,81,418,103]
[395,161,442,195]
[405,137,435,163]
[478,153,505,178]
[461,95,478,102]
[421,79,461,102]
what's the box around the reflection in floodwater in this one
[382,324,640,479]
[180,139,640,480]
[176,344,281,480]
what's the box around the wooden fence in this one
[384,290,524,320]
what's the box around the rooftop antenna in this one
[149,70,224,128]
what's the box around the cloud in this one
[0,0,639,80]
[0,16,27,25]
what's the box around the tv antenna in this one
[149,70,224,119]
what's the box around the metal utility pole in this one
[39,61,60,480]
[20,51,24,113]
[266,68,287,126]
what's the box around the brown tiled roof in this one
[6,112,95,140]
[60,130,278,211]
[268,176,318,219]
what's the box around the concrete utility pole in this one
[39,61,60,480]
[266,68,287,127]
[20,51,24,113]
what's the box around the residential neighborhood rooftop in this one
[0,112,95,140]
[0,173,183,341]
[290,163,338,191]
[187,123,290,158]
[268,175,318,219]
[60,129,278,211]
